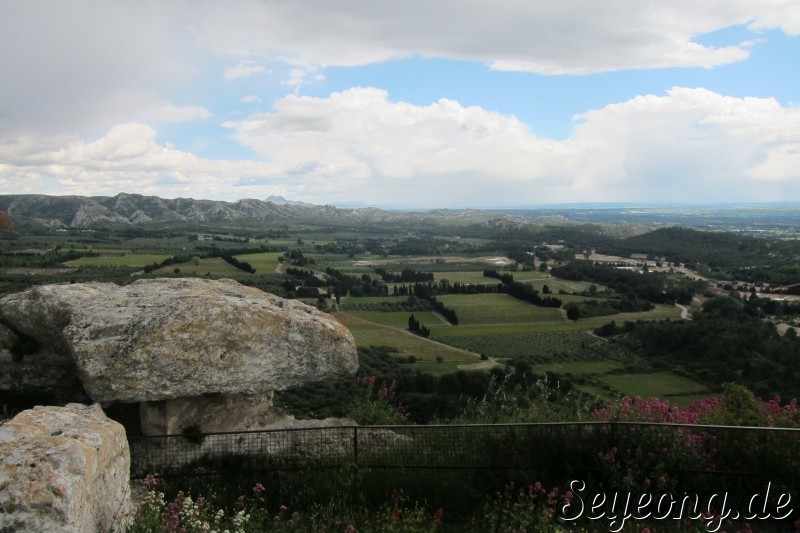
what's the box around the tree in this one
[565,304,580,321]
[702,295,745,319]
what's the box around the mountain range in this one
[0,193,546,230]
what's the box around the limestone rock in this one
[0,403,130,533]
[139,392,288,435]
[0,322,18,354]
[0,282,117,354]
[0,278,358,404]
[0,302,88,403]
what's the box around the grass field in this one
[529,361,623,375]
[66,254,170,267]
[436,294,565,325]
[429,270,595,296]
[346,310,445,328]
[156,257,243,276]
[343,296,407,305]
[433,271,504,284]
[598,371,710,399]
[434,331,606,359]
[234,252,282,273]
[337,316,479,363]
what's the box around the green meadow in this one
[346,310,445,328]
[234,252,282,273]
[598,372,711,401]
[66,254,171,267]
[436,293,565,325]
[156,257,242,275]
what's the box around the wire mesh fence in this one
[129,421,800,487]
[127,422,800,528]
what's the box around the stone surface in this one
[0,322,18,354]
[0,403,130,533]
[0,318,87,404]
[0,278,358,404]
[139,392,288,435]
[0,283,117,355]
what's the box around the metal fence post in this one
[353,426,359,468]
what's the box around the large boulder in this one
[0,403,130,533]
[139,392,288,435]
[0,320,87,403]
[0,278,358,404]
[0,283,117,355]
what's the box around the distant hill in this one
[265,195,317,208]
[0,193,302,228]
[0,193,544,230]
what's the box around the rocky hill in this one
[0,192,566,230]
[0,193,341,228]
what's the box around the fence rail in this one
[129,421,800,489]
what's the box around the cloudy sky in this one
[1,1,798,208]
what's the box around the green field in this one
[433,271,503,284]
[529,361,623,375]
[338,317,479,363]
[235,252,282,273]
[429,270,595,295]
[346,310,445,328]
[434,331,606,359]
[512,271,548,282]
[156,257,243,276]
[343,296,406,305]
[437,294,565,325]
[66,254,171,267]
[598,371,710,400]
[433,322,591,337]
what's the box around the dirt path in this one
[458,359,502,371]
[676,304,690,320]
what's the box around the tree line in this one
[374,268,434,283]
[407,314,431,338]
[483,269,562,308]
[551,260,702,304]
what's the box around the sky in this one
[0,1,799,209]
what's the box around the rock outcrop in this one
[0,278,358,405]
[0,403,130,533]
[0,316,87,403]
[0,278,358,436]
[139,392,288,435]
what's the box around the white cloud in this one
[0,1,186,133]
[140,101,212,122]
[224,62,265,80]
[564,88,800,201]
[1,88,798,207]
[241,95,263,104]
[2,0,797,153]
[220,87,800,205]
[191,0,800,74]
[282,67,326,89]
[223,88,569,192]
[0,123,284,200]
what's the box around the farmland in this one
[5,203,797,411]
[66,253,171,267]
